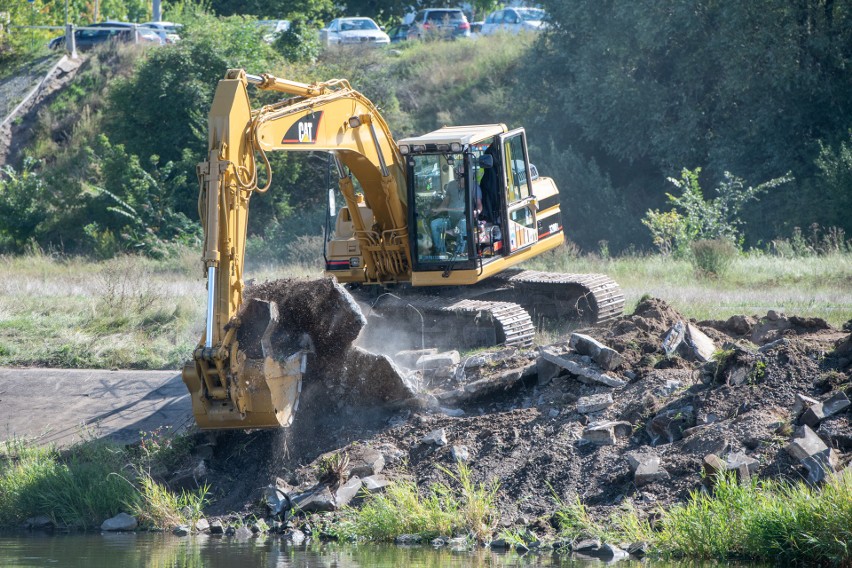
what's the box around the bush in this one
[690,238,737,277]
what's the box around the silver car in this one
[481,7,547,35]
[320,17,390,46]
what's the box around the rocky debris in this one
[23,516,54,531]
[569,333,623,370]
[291,486,336,513]
[582,421,632,445]
[264,485,291,517]
[452,445,470,462]
[394,348,438,368]
[540,348,627,388]
[195,518,210,532]
[628,541,649,558]
[646,405,695,445]
[686,323,716,362]
[395,534,422,545]
[334,347,421,406]
[362,474,390,492]
[173,525,190,537]
[577,393,614,414]
[416,351,460,370]
[703,451,760,485]
[786,425,837,484]
[662,321,686,358]
[251,519,268,534]
[793,393,820,417]
[625,450,669,486]
[436,364,537,405]
[234,526,254,540]
[100,513,137,532]
[209,519,224,534]
[800,392,850,428]
[347,445,386,479]
[334,476,363,508]
[422,428,448,446]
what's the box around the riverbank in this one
[2,297,850,564]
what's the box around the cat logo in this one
[281,111,323,144]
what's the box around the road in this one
[0,368,192,447]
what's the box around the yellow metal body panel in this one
[410,232,564,286]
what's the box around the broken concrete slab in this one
[347,446,386,479]
[394,348,438,368]
[540,348,626,388]
[337,347,421,405]
[686,323,716,362]
[577,393,614,414]
[801,392,850,428]
[263,485,290,517]
[437,363,537,404]
[362,474,390,493]
[291,485,336,513]
[569,333,623,371]
[416,351,460,370]
[786,425,837,483]
[423,428,448,446]
[582,421,632,445]
[625,450,669,486]
[646,406,695,445]
[792,393,819,417]
[662,321,686,358]
[726,452,760,476]
[334,476,363,508]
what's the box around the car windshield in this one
[518,8,545,21]
[340,19,379,31]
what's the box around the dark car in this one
[407,9,471,40]
[386,23,410,43]
[48,22,162,51]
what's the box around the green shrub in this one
[690,238,737,277]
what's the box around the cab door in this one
[499,128,538,253]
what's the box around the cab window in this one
[503,133,530,203]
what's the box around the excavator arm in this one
[182,69,411,429]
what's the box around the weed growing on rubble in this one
[333,463,499,542]
[657,469,852,564]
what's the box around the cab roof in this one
[398,124,507,147]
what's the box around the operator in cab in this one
[430,162,483,257]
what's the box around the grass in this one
[0,433,206,530]
[657,469,852,565]
[0,249,849,370]
[333,463,499,543]
[528,248,852,327]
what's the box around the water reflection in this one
[0,533,759,567]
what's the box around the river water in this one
[0,533,759,567]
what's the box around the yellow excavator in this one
[182,69,624,430]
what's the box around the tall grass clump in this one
[690,238,738,278]
[130,474,210,528]
[334,463,499,542]
[0,438,136,529]
[550,491,651,545]
[658,469,852,564]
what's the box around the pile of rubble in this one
[171,297,851,549]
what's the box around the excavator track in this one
[480,269,625,327]
[359,293,536,350]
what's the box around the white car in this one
[320,17,390,46]
[481,7,547,35]
[141,21,183,43]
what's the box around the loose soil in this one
[171,282,852,539]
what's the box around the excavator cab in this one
[398,125,561,277]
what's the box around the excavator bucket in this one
[182,298,309,429]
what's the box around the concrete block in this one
[576,393,614,414]
[569,333,623,370]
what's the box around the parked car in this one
[320,17,390,46]
[48,22,162,50]
[255,19,290,43]
[386,23,410,43]
[140,21,183,44]
[407,8,470,40]
[481,7,547,35]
